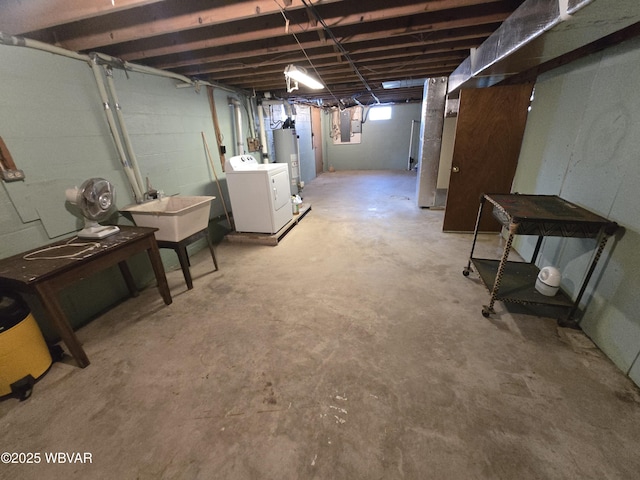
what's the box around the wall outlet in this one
[0,169,25,182]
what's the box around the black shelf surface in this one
[471,258,575,308]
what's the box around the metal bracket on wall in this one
[0,136,25,182]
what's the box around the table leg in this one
[485,225,517,316]
[118,261,139,297]
[531,236,544,264]
[206,234,219,272]
[146,239,172,305]
[561,231,611,328]
[156,228,217,289]
[464,195,486,276]
[176,245,194,290]
[34,282,90,368]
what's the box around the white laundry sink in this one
[121,196,214,242]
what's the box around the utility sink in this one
[120,196,215,242]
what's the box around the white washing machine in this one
[225,155,293,234]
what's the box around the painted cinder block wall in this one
[0,43,247,336]
[511,36,640,385]
[322,103,422,171]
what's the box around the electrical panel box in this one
[247,137,261,152]
[340,109,351,142]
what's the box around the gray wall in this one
[0,43,244,335]
[323,103,422,171]
[511,36,640,385]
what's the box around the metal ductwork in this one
[448,0,640,94]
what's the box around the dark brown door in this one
[311,106,323,175]
[443,83,533,232]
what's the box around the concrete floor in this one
[2,170,640,479]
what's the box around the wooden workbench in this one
[0,226,172,367]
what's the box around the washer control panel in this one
[225,155,259,171]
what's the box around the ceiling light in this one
[284,64,324,92]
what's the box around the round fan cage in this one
[67,177,120,239]
[78,178,116,221]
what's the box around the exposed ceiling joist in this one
[1,0,638,107]
[0,0,164,33]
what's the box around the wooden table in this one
[0,226,172,367]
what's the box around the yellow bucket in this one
[0,293,52,399]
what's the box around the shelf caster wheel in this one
[481,306,491,318]
[463,268,470,277]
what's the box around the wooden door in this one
[443,84,533,232]
[311,106,323,175]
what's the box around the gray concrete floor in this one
[2,170,640,479]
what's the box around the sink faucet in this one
[145,177,158,200]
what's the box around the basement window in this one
[369,106,392,121]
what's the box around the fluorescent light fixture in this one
[284,64,324,92]
[382,78,427,89]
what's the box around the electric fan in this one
[65,178,120,239]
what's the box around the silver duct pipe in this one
[228,98,245,155]
[448,0,640,93]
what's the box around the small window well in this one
[369,106,392,121]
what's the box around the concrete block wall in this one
[107,68,233,218]
[0,43,246,336]
[323,103,422,171]
[0,45,124,249]
[511,36,640,385]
